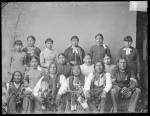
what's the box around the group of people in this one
[2,33,141,113]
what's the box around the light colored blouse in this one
[40,48,58,68]
[84,72,112,93]
[80,64,94,82]
[104,64,116,74]
[9,51,26,74]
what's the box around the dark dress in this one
[64,46,85,65]
[22,46,41,66]
[56,63,71,78]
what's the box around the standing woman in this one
[118,35,141,80]
[40,38,58,73]
[64,35,85,65]
[22,35,41,66]
[9,40,26,76]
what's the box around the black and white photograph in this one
[2,1,148,114]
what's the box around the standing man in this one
[90,33,111,64]
[64,35,85,65]
[111,58,141,113]
[22,35,41,66]
[118,35,141,81]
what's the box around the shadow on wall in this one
[2,2,136,82]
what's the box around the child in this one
[21,76,33,114]
[9,40,26,77]
[103,54,116,74]
[80,53,94,82]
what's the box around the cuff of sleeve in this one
[103,88,109,93]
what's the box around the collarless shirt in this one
[40,48,57,68]
[90,44,111,63]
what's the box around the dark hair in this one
[24,76,29,83]
[45,38,53,44]
[70,35,79,42]
[71,65,81,75]
[84,53,92,59]
[27,35,36,42]
[48,62,57,74]
[13,40,23,46]
[104,53,111,59]
[58,53,66,58]
[94,61,105,71]
[116,57,128,65]
[10,71,23,83]
[115,57,128,71]
[30,55,39,64]
[95,33,104,40]
[124,35,133,42]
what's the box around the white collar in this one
[97,44,107,49]
[123,47,132,55]
[71,46,79,54]
[14,82,20,89]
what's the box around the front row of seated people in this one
[2,53,141,113]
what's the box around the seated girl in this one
[80,53,94,82]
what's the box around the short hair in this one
[27,35,36,42]
[13,40,23,46]
[124,35,133,42]
[70,35,79,42]
[58,53,66,58]
[45,38,53,44]
[10,71,23,83]
[94,61,105,71]
[95,33,104,40]
[84,53,92,59]
[104,53,111,59]
[30,55,39,64]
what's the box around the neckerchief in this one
[123,47,132,55]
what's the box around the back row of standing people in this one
[8,33,140,80]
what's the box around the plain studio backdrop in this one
[2,2,136,82]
